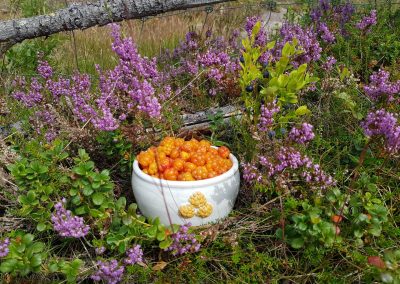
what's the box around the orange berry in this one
[178,172,195,181]
[207,171,217,178]
[331,215,343,223]
[148,162,158,175]
[204,152,214,163]
[205,162,213,172]
[160,136,175,146]
[180,151,191,161]
[190,138,199,146]
[163,145,173,155]
[173,158,185,171]
[156,150,167,160]
[199,140,211,148]
[157,157,171,172]
[181,141,193,152]
[174,138,185,147]
[218,146,230,158]
[197,145,208,154]
[164,168,178,180]
[137,151,153,168]
[142,169,149,175]
[170,147,180,159]
[190,153,206,166]
[192,166,208,180]
[184,162,197,173]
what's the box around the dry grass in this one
[49,2,266,74]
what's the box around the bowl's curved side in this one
[131,168,240,226]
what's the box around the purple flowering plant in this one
[10,24,171,142]
[159,28,241,99]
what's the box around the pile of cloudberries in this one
[137,137,232,181]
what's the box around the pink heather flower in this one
[356,10,377,32]
[0,238,10,258]
[242,162,263,183]
[37,59,53,79]
[51,199,90,238]
[12,77,43,108]
[363,69,400,102]
[322,56,337,71]
[317,22,335,43]
[361,109,400,153]
[164,223,200,256]
[242,147,335,189]
[258,102,280,132]
[274,147,335,189]
[95,246,106,255]
[288,123,315,144]
[245,16,268,46]
[124,245,143,265]
[91,260,124,284]
[277,23,322,67]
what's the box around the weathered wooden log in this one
[180,104,242,131]
[144,104,243,135]
[0,0,233,56]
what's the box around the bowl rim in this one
[132,150,239,188]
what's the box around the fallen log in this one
[0,0,233,56]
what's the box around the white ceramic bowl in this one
[131,151,240,226]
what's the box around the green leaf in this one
[17,243,26,253]
[48,262,59,273]
[71,195,81,205]
[90,208,104,218]
[157,230,167,241]
[83,186,94,196]
[73,166,87,176]
[147,225,158,238]
[251,21,261,38]
[159,238,173,249]
[122,216,132,225]
[116,197,126,210]
[92,193,105,206]
[30,242,45,254]
[36,223,47,232]
[171,224,180,233]
[295,105,311,116]
[289,237,305,249]
[30,254,43,267]
[22,233,34,244]
[118,241,127,253]
[18,195,28,204]
[27,190,37,202]
[266,40,276,49]
[0,259,18,273]
[75,206,87,215]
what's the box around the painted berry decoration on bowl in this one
[137,137,233,181]
[189,192,207,208]
[179,204,196,218]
